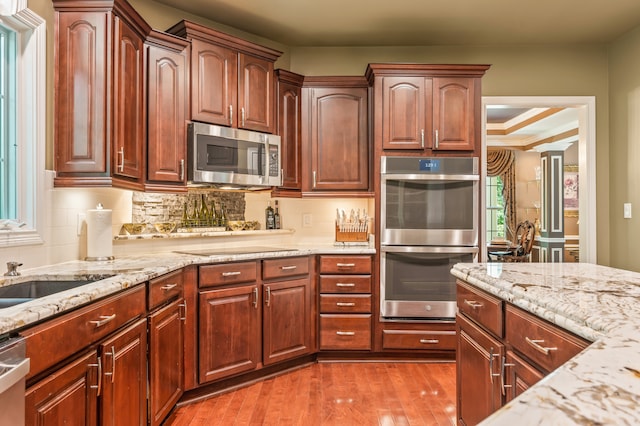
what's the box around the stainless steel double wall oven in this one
[380,156,479,320]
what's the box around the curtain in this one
[487,149,517,241]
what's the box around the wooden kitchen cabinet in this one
[199,283,261,383]
[168,20,281,133]
[52,0,151,189]
[145,30,189,192]
[262,256,314,365]
[274,69,305,194]
[301,77,371,196]
[111,14,146,189]
[365,64,489,156]
[99,318,148,425]
[25,351,99,426]
[24,285,148,425]
[456,279,591,424]
[318,255,372,350]
[148,269,186,426]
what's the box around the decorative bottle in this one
[265,201,275,230]
[274,200,281,229]
[219,203,228,228]
[199,194,210,226]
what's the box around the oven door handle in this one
[381,173,479,182]
[381,245,479,255]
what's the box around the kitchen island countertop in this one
[451,262,640,425]
[0,244,374,336]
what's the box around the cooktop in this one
[174,247,298,256]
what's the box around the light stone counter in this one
[451,262,640,425]
[0,244,374,336]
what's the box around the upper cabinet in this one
[53,0,189,191]
[366,64,490,155]
[167,21,282,134]
[274,69,304,193]
[301,77,371,197]
[53,0,151,188]
[144,31,189,192]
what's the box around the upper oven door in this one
[381,172,479,246]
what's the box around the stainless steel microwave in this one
[187,122,281,189]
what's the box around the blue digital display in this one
[419,159,440,171]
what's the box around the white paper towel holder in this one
[85,203,115,261]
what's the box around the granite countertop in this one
[0,244,374,336]
[451,262,640,425]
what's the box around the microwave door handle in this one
[382,173,479,181]
[258,144,265,177]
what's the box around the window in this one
[0,6,46,246]
[486,175,505,242]
[1,23,17,220]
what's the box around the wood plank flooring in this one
[165,362,456,426]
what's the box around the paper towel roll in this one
[86,204,114,261]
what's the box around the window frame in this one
[0,7,46,247]
[486,175,505,242]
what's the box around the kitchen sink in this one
[0,276,115,309]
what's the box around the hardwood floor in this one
[166,362,456,425]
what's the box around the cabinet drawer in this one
[23,285,146,380]
[382,329,457,351]
[457,280,504,338]
[320,294,371,313]
[263,256,309,280]
[199,261,258,288]
[319,255,372,274]
[319,314,371,350]
[319,275,371,293]
[148,269,183,310]
[505,305,589,373]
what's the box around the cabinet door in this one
[277,75,303,190]
[54,11,110,179]
[199,284,261,383]
[263,278,311,365]
[99,318,147,426]
[505,350,545,403]
[456,314,504,426]
[146,42,187,185]
[112,16,145,185]
[308,87,369,191]
[190,39,237,126]
[238,53,275,133]
[25,351,99,426]
[149,299,185,426]
[382,76,431,150]
[432,77,476,151]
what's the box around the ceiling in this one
[154,0,640,47]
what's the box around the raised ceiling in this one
[154,0,640,47]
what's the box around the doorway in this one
[481,96,596,263]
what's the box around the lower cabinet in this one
[198,256,313,384]
[456,279,590,425]
[25,318,148,426]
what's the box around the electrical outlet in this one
[624,203,632,219]
[302,213,312,227]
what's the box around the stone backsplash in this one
[131,191,245,225]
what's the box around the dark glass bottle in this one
[274,200,281,229]
[219,203,228,228]
[199,194,210,226]
[265,201,275,230]
[210,200,218,227]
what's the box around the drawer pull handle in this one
[280,265,298,270]
[89,314,116,328]
[336,302,355,307]
[489,347,501,384]
[525,337,558,355]
[419,339,439,344]
[222,271,241,277]
[336,331,355,336]
[336,263,356,267]
[161,283,178,291]
[88,358,102,396]
[464,299,483,309]
[336,283,355,288]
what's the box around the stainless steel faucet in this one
[4,261,22,276]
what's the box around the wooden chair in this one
[488,220,536,262]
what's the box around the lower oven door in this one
[380,245,478,320]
